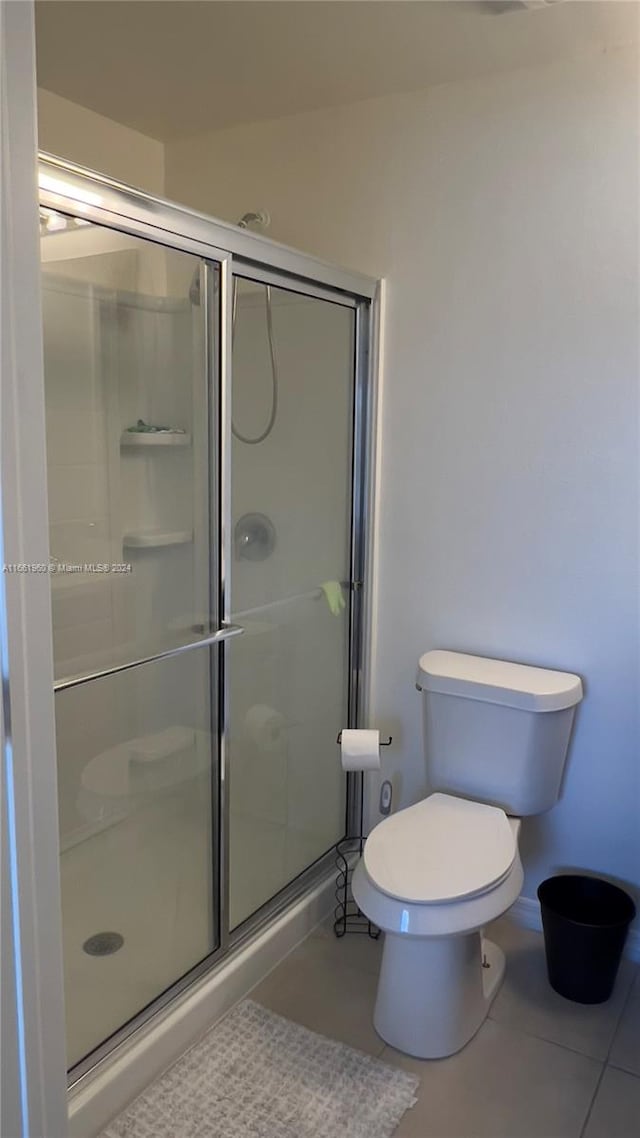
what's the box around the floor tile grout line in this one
[578,966,639,1138]
[485,1010,624,1066]
[485,959,638,1066]
[578,1061,607,1138]
[602,965,638,1066]
[380,1015,607,1082]
[606,1059,640,1079]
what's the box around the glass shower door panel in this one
[40,216,220,1068]
[56,651,216,1068]
[228,279,355,929]
[40,220,213,681]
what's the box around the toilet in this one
[352,649,583,1060]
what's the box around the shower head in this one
[188,209,272,304]
[237,210,271,231]
[480,0,564,11]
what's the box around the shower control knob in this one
[234,513,276,561]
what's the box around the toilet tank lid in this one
[417,651,583,712]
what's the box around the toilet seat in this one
[363,793,517,905]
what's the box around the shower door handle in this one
[213,623,245,642]
[53,623,245,692]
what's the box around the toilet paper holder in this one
[336,732,392,746]
[332,731,391,940]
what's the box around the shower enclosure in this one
[38,156,378,1081]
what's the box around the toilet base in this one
[373,932,505,1059]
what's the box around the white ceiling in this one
[35,1,638,141]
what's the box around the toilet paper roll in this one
[340,729,381,772]
[245,704,286,752]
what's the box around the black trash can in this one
[538,875,636,1004]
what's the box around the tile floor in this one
[250,916,640,1138]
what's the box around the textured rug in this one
[101,999,419,1138]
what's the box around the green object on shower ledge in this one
[126,418,186,434]
[320,581,346,617]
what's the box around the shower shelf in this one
[123,529,193,549]
[120,432,192,449]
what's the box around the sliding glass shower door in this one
[38,161,373,1080]
[41,215,223,1067]
[228,277,355,927]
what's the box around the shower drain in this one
[83,932,124,957]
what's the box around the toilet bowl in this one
[351,793,524,1058]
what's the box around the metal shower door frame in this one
[37,153,380,1085]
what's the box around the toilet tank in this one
[417,651,583,816]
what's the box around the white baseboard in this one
[506,895,640,964]
[68,872,335,1138]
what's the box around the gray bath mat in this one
[101,999,419,1138]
